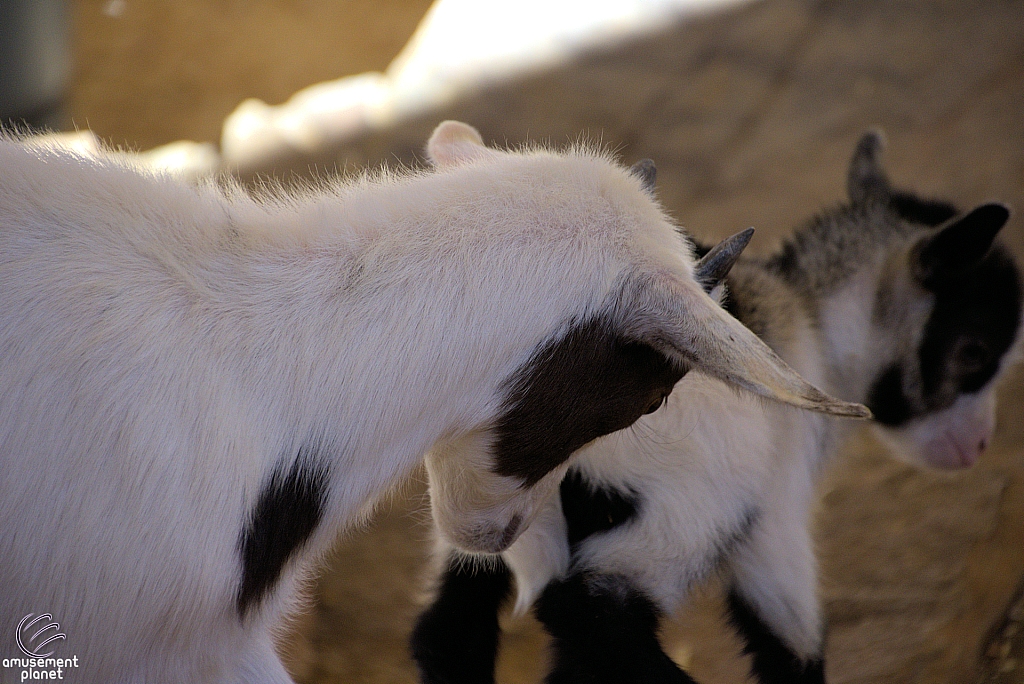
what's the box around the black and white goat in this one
[0,122,866,683]
[411,132,1024,684]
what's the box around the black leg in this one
[726,588,825,684]
[410,553,512,684]
[535,572,698,684]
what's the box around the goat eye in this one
[644,395,666,415]
[956,340,990,372]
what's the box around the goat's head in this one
[849,131,1023,469]
[421,121,869,553]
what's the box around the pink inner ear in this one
[427,121,489,168]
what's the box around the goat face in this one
[850,133,1023,469]
[843,131,1019,466]
[868,219,1022,468]
[422,122,869,553]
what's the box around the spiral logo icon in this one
[16,614,66,658]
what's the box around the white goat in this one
[411,132,1024,684]
[0,122,864,683]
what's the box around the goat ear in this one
[630,159,657,194]
[623,273,871,418]
[847,129,891,205]
[694,228,754,294]
[426,121,494,168]
[848,130,958,226]
[913,203,1010,285]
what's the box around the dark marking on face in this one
[493,317,687,486]
[918,244,1022,405]
[868,243,1022,426]
[236,445,329,618]
[560,468,641,549]
[866,364,914,426]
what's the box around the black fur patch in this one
[917,244,1022,407]
[536,573,698,684]
[493,317,686,486]
[915,204,1010,285]
[726,588,825,684]
[236,446,329,617]
[888,191,957,227]
[560,468,641,549]
[410,554,512,684]
[866,364,914,427]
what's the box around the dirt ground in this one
[67,0,1024,682]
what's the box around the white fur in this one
[0,122,853,682]
[418,137,1024,674]
[503,296,833,657]
[501,243,1016,661]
